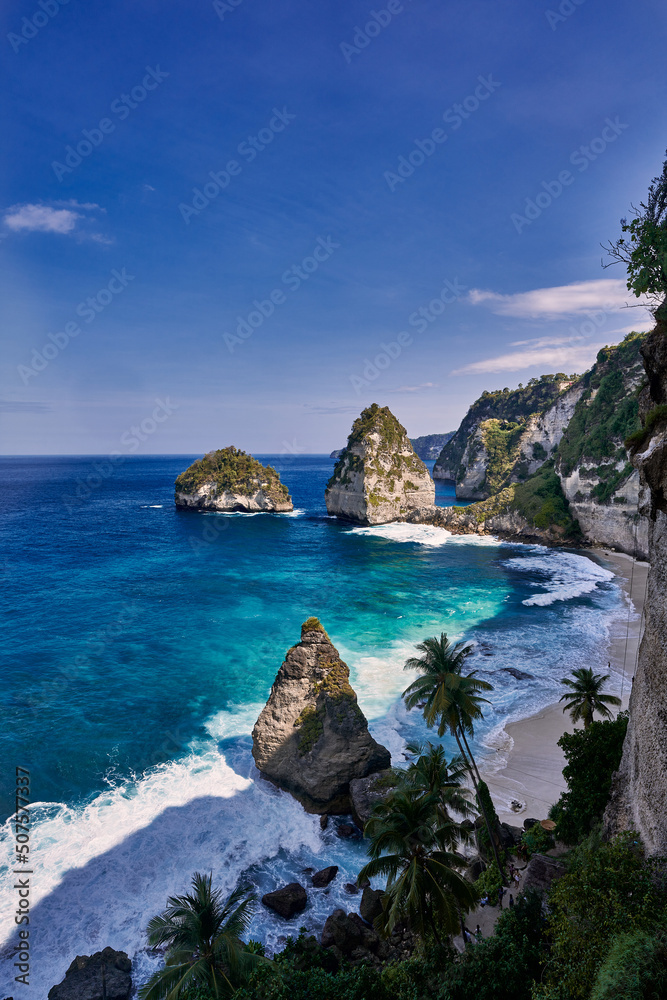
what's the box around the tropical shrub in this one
[533,832,667,1000]
[521,822,554,857]
[437,891,545,1000]
[589,925,667,1000]
[548,714,628,844]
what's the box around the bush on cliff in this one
[533,831,667,1000]
[589,925,667,1000]
[548,714,628,844]
[509,463,582,538]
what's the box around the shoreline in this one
[483,547,648,825]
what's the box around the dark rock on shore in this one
[321,909,415,968]
[262,883,308,919]
[360,886,385,925]
[48,947,132,1000]
[311,865,339,888]
[349,769,397,829]
[500,667,535,681]
[252,618,390,814]
[520,854,566,895]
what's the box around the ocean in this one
[0,455,630,995]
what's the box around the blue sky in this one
[1,0,665,454]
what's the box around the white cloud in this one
[389,382,438,393]
[468,278,650,319]
[3,200,105,238]
[4,204,81,234]
[451,342,609,376]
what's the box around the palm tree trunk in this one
[460,728,483,786]
[453,729,506,882]
[429,910,443,948]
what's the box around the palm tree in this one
[138,873,268,1000]
[559,666,621,729]
[402,740,476,832]
[402,633,504,876]
[359,787,477,944]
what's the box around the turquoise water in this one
[0,456,627,994]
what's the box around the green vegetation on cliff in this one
[436,374,576,484]
[557,333,645,487]
[175,447,291,503]
[326,403,426,490]
[549,715,628,845]
[458,463,582,540]
[510,463,581,535]
[479,418,527,493]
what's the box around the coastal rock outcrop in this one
[403,461,582,547]
[252,617,390,813]
[555,333,649,558]
[431,335,650,555]
[433,374,583,499]
[48,947,132,1000]
[349,769,397,828]
[175,447,293,512]
[604,320,667,855]
[325,404,434,524]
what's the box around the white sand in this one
[482,549,648,826]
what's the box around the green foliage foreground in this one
[534,832,667,1000]
[549,714,628,844]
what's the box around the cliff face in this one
[252,618,390,814]
[604,322,667,855]
[556,333,648,558]
[405,463,582,547]
[325,404,434,525]
[410,432,455,460]
[433,376,583,499]
[175,447,293,512]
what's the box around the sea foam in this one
[504,551,615,606]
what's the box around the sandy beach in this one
[483,548,648,826]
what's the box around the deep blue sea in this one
[0,455,629,995]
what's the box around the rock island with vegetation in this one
[325,404,434,524]
[175,447,293,513]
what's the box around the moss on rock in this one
[175,447,291,505]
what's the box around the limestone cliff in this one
[252,617,390,813]
[409,432,455,460]
[604,321,667,855]
[433,375,583,500]
[404,463,582,547]
[175,447,293,512]
[325,404,434,524]
[556,333,648,558]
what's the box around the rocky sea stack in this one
[325,404,434,524]
[252,617,390,813]
[175,447,293,512]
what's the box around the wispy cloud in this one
[3,201,109,242]
[388,382,438,393]
[451,340,608,376]
[0,400,53,413]
[303,403,361,415]
[468,278,649,319]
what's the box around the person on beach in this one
[480,892,489,907]
[498,886,505,907]
[475,924,483,941]
[509,894,515,908]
